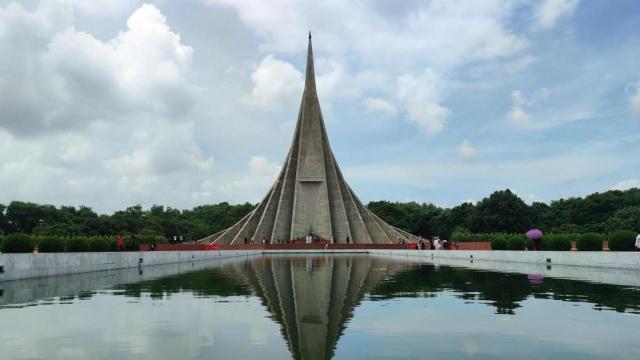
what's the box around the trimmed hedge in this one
[576,233,603,251]
[88,238,111,252]
[0,234,171,253]
[66,237,89,252]
[2,233,35,253]
[608,230,636,251]
[38,236,66,253]
[449,231,464,242]
[491,235,507,250]
[544,234,572,251]
[506,235,526,250]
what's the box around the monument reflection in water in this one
[243,256,403,360]
[2,255,640,359]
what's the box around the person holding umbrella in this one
[527,229,543,251]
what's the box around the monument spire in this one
[201,35,416,245]
[305,31,315,91]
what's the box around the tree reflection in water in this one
[106,255,640,359]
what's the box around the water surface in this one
[1,254,639,359]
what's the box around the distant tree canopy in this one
[0,201,255,240]
[0,188,638,240]
[366,188,640,238]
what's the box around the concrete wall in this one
[0,256,253,306]
[2,249,638,282]
[371,252,640,287]
[0,250,260,282]
[370,249,640,270]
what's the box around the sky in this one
[0,0,639,213]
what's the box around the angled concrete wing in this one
[202,34,416,244]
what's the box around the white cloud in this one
[206,0,526,67]
[508,107,531,125]
[609,179,640,191]
[0,2,195,136]
[242,54,303,110]
[629,77,640,114]
[506,88,555,126]
[207,0,530,137]
[198,156,281,202]
[457,139,476,160]
[363,97,397,116]
[242,54,349,110]
[103,123,214,178]
[1,0,637,214]
[249,156,280,176]
[0,2,219,212]
[70,0,139,16]
[396,69,449,134]
[532,0,580,30]
[315,58,347,99]
[507,90,531,125]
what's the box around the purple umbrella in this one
[527,229,543,251]
[526,229,543,240]
[527,274,544,285]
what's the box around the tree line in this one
[0,188,638,240]
[366,188,640,238]
[0,202,254,241]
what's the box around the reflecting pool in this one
[1,254,639,359]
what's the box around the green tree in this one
[606,206,640,232]
[469,190,531,233]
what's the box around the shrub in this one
[543,234,571,251]
[38,236,66,253]
[108,236,119,251]
[506,235,526,250]
[525,237,534,250]
[491,235,507,250]
[2,233,35,253]
[480,233,493,242]
[608,230,636,251]
[88,237,111,252]
[576,233,602,251]
[0,235,4,252]
[66,237,89,252]
[450,231,468,242]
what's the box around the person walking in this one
[635,232,640,251]
[330,235,334,244]
[128,234,136,251]
[346,235,350,244]
[116,235,124,251]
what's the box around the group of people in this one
[242,233,344,245]
[412,235,457,250]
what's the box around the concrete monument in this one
[202,34,415,245]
